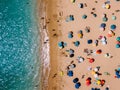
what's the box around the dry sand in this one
[40,0,120,90]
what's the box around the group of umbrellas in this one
[91,87,109,90]
[116,37,120,48]
[66,49,74,58]
[73,78,81,89]
[58,41,67,49]
[98,36,107,45]
[115,68,120,78]
[66,15,74,22]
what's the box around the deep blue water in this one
[0,0,40,90]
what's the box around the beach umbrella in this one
[82,14,87,19]
[101,37,106,41]
[68,33,73,38]
[116,37,120,41]
[86,80,91,86]
[58,42,64,48]
[110,24,116,30]
[105,4,110,9]
[96,80,101,85]
[79,30,83,34]
[74,41,80,46]
[94,74,98,78]
[93,14,97,17]
[116,44,120,48]
[69,64,76,69]
[73,78,79,83]
[115,70,120,78]
[102,17,108,22]
[78,33,83,38]
[75,82,81,89]
[87,39,92,44]
[91,88,95,90]
[79,57,84,62]
[101,80,105,86]
[58,42,63,46]
[112,16,116,20]
[69,15,74,21]
[105,87,109,90]
[79,3,83,8]
[100,23,106,28]
[69,49,74,54]
[89,58,94,63]
[96,49,102,54]
[71,0,75,3]
[94,68,99,72]
[60,71,64,76]
[69,54,74,58]
[100,27,105,31]
[67,70,73,77]
[92,70,96,75]
[102,41,107,45]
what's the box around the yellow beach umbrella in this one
[71,0,75,3]
[105,4,110,9]
[97,80,101,85]
[78,33,83,38]
[91,70,96,75]
[60,71,64,76]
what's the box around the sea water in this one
[0,0,40,90]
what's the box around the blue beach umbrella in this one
[75,82,81,89]
[67,70,73,77]
[79,30,83,34]
[68,33,73,38]
[115,70,120,78]
[87,39,92,44]
[69,15,74,21]
[66,15,74,22]
[110,24,116,30]
[74,41,80,47]
[73,78,79,83]
[100,23,106,28]
[91,88,95,90]
[58,42,64,48]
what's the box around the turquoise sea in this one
[0,0,40,90]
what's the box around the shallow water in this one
[0,0,40,90]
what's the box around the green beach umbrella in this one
[110,24,116,30]
[116,37,120,41]
[103,17,108,22]
[116,44,120,48]
[112,16,116,20]
[82,14,87,19]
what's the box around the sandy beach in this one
[39,0,120,90]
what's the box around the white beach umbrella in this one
[94,74,98,78]
[94,68,99,72]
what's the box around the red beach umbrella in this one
[86,80,91,86]
[101,80,105,86]
[89,58,94,63]
[96,49,102,54]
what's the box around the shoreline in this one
[37,0,50,90]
